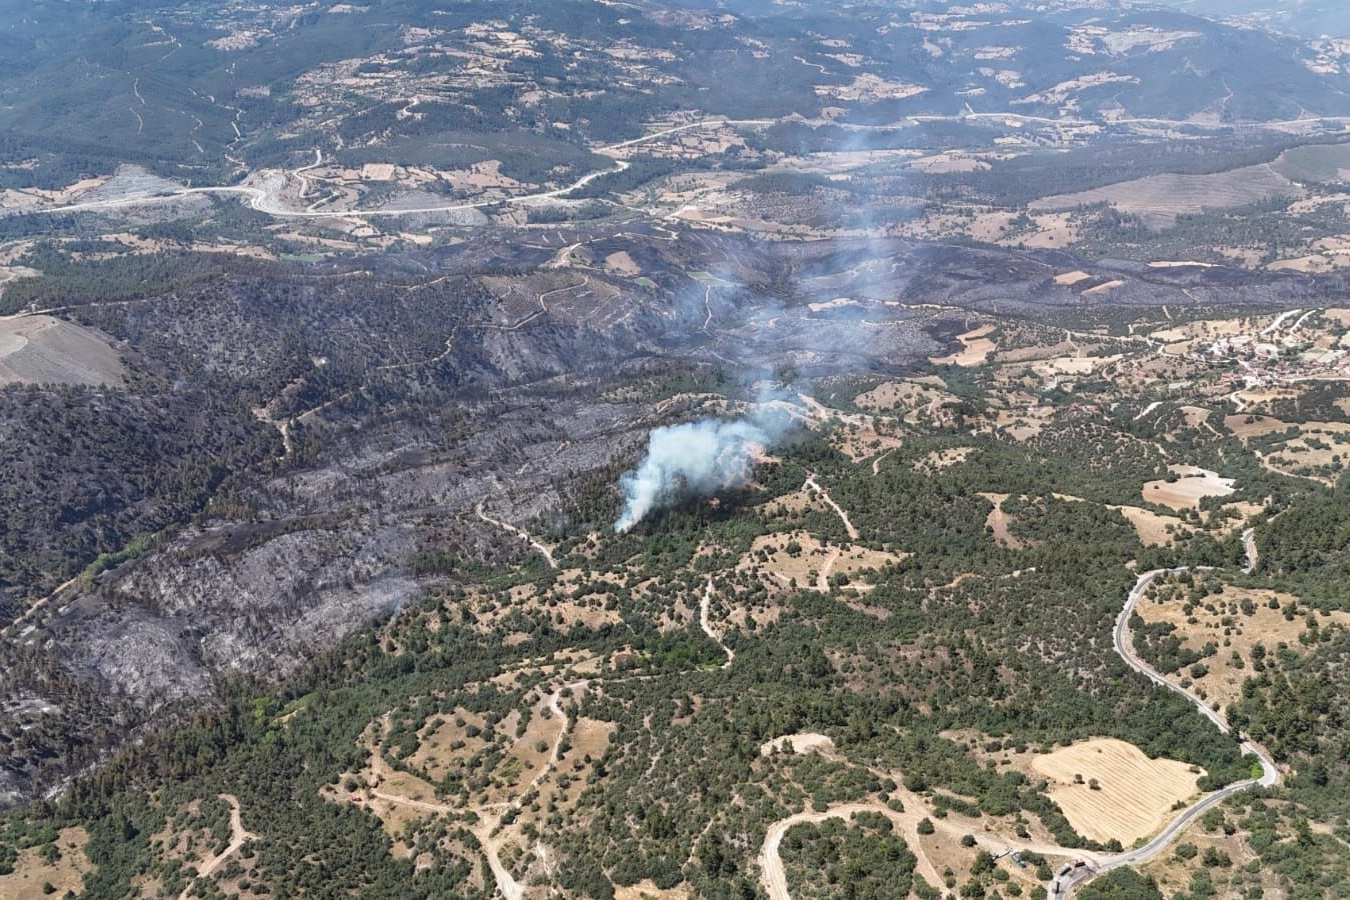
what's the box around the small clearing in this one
[1053,270,1093,286]
[1032,738,1203,845]
[759,732,836,757]
[979,492,1023,549]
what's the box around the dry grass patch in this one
[1053,270,1093,286]
[1177,406,1212,430]
[1033,738,1204,845]
[1030,164,1300,229]
[738,531,905,594]
[1134,583,1350,711]
[615,881,691,900]
[1030,354,1121,377]
[854,379,958,413]
[915,447,974,473]
[1112,505,1190,547]
[1140,826,1274,898]
[0,827,94,899]
[1258,422,1350,484]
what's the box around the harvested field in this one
[1224,414,1288,439]
[930,323,995,366]
[0,315,123,386]
[1053,270,1092,286]
[1082,279,1124,297]
[1032,738,1203,845]
[1143,465,1236,511]
[1030,164,1301,229]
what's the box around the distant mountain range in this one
[1142,1,1350,37]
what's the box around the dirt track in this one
[178,794,255,898]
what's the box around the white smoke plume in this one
[615,389,801,533]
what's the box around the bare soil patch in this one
[760,732,837,757]
[1032,738,1203,845]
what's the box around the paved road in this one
[33,118,772,221]
[1053,567,1281,897]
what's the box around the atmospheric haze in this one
[615,390,801,532]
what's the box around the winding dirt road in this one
[699,577,734,668]
[178,794,256,898]
[475,502,558,568]
[803,472,860,540]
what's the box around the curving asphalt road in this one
[1053,566,1280,897]
[33,118,773,222]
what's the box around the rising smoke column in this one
[614,393,799,533]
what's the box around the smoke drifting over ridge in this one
[614,389,801,533]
